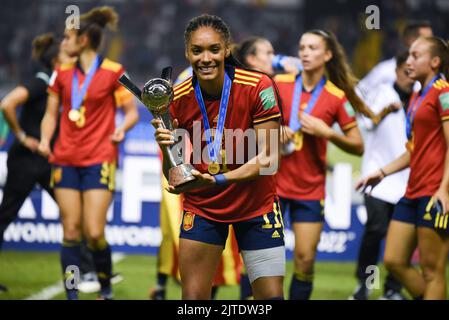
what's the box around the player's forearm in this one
[0,86,29,138]
[40,112,57,143]
[2,102,23,138]
[328,130,364,156]
[120,101,139,132]
[222,141,280,183]
[438,149,449,191]
[381,151,410,176]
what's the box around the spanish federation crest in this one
[183,212,195,231]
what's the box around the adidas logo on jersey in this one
[272,230,281,238]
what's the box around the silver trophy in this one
[118,67,195,187]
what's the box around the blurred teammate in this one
[350,51,414,300]
[153,14,284,299]
[357,36,449,300]
[233,36,300,300]
[0,33,61,294]
[358,20,432,94]
[38,6,138,300]
[235,36,302,76]
[275,30,375,300]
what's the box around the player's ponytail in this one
[78,6,118,50]
[32,32,59,69]
[306,29,374,119]
[425,36,449,80]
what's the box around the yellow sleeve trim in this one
[274,73,296,83]
[234,74,260,84]
[174,87,194,101]
[114,87,134,107]
[324,80,345,99]
[233,80,257,87]
[434,79,449,90]
[342,121,358,131]
[174,78,192,93]
[235,68,262,78]
[253,113,281,124]
[100,58,122,73]
[174,85,193,98]
[441,115,449,122]
[60,62,75,71]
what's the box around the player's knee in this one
[62,225,81,241]
[182,285,211,300]
[294,250,315,273]
[251,276,284,300]
[420,259,441,283]
[383,256,404,275]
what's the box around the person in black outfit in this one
[350,51,414,300]
[0,33,62,293]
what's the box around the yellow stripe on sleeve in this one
[253,113,281,124]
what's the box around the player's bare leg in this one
[179,238,223,299]
[289,222,323,299]
[417,227,449,299]
[383,221,423,298]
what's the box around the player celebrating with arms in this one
[153,14,284,300]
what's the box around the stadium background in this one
[0,0,448,299]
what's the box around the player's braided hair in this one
[184,14,284,128]
[77,6,118,50]
[32,32,59,69]
[184,14,231,46]
[306,29,375,119]
[424,36,449,80]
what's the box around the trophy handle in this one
[161,67,172,82]
[154,114,183,168]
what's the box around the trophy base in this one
[169,164,196,188]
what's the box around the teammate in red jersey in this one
[153,14,284,300]
[275,30,374,300]
[38,6,138,300]
[358,36,449,300]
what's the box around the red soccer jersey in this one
[169,66,281,223]
[274,73,357,200]
[405,78,449,198]
[47,58,132,166]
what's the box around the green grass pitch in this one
[3,250,443,300]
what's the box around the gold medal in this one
[208,162,220,175]
[293,131,304,151]
[406,140,414,152]
[406,133,414,152]
[68,109,81,122]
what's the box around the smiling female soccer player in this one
[357,36,449,300]
[152,14,285,300]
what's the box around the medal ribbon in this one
[194,70,232,164]
[289,74,326,131]
[71,55,100,114]
[405,75,439,140]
